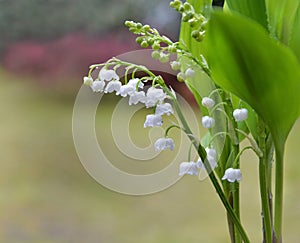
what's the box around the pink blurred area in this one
[2,32,138,84]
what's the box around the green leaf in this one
[204,11,300,153]
[225,0,268,29]
[290,4,300,62]
[265,0,300,45]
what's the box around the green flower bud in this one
[125,20,133,27]
[159,53,169,63]
[188,18,197,28]
[136,36,144,44]
[183,2,192,11]
[147,38,154,46]
[142,24,150,32]
[136,23,142,29]
[168,45,177,53]
[141,41,149,48]
[152,41,160,50]
[177,72,186,82]
[178,6,185,13]
[191,30,200,39]
[151,51,160,60]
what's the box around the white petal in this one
[179,162,199,176]
[91,80,105,92]
[83,76,93,86]
[118,84,135,97]
[201,97,215,108]
[155,103,174,116]
[145,87,166,108]
[144,114,163,128]
[233,108,248,121]
[128,78,144,89]
[185,68,195,78]
[105,81,122,93]
[170,61,181,71]
[202,116,215,128]
[154,138,174,151]
[222,168,242,183]
[99,68,119,81]
[129,91,146,105]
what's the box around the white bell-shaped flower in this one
[155,103,174,116]
[145,87,166,108]
[91,80,105,92]
[154,138,174,151]
[118,84,135,97]
[128,91,146,105]
[233,108,248,122]
[127,78,144,89]
[99,68,119,81]
[104,80,122,93]
[196,147,218,170]
[179,162,199,176]
[185,68,195,78]
[222,168,242,183]
[170,61,181,71]
[201,97,215,109]
[83,76,93,86]
[202,116,215,128]
[144,114,163,128]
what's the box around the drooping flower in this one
[233,108,248,122]
[201,97,215,109]
[118,84,135,97]
[170,61,181,71]
[155,103,174,116]
[127,78,144,89]
[145,87,166,108]
[128,91,146,105]
[197,147,218,170]
[179,162,199,176]
[91,80,105,92]
[99,68,119,81]
[222,168,242,183]
[185,68,195,78]
[202,116,215,128]
[144,114,163,128]
[104,80,122,93]
[154,138,174,151]
[83,76,93,86]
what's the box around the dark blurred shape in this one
[212,0,224,7]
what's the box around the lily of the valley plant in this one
[83,0,300,242]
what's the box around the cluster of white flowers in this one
[83,67,175,151]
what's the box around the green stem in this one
[274,147,284,243]
[258,120,273,243]
[168,88,250,243]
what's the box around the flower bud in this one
[152,41,160,50]
[159,53,169,63]
[170,61,181,71]
[141,41,148,48]
[151,51,160,60]
[185,68,195,78]
[177,72,186,82]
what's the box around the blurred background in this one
[1,0,300,242]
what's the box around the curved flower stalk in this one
[82,0,300,242]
